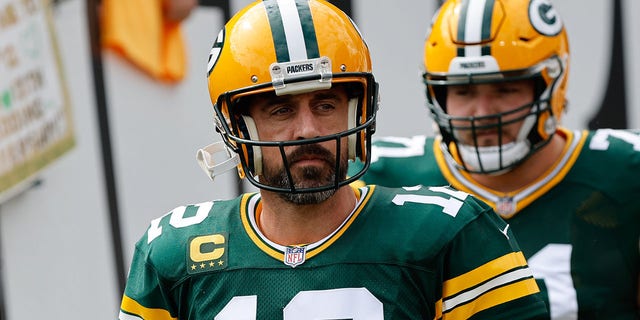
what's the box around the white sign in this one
[0,0,75,202]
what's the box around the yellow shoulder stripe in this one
[444,251,528,295]
[120,295,177,320]
[444,278,540,319]
[437,251,540,318]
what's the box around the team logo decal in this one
[187,233,228,274]
[529,0,563,36]
[284,246,307,268]
[207,29,225,77]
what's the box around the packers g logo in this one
[529,0,563,36]
[207,29,224,77]
[187,233,228,274]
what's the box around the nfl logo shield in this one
[496,196,517,217]
[284,246,307,268]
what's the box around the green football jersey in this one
[350,128,640,319]
[120,185,547,319]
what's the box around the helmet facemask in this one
[218,77,377,195]
[425,56,565,174]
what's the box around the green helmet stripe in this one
[456,0,495,57]
[481,0,495,56]
[263,0,320,62]
[456,0,469,56]
[264,0,290,62]
[295,0,320,59]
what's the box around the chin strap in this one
[196,141,240,181]
[456,140,530,174]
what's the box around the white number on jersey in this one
[589,129,640,151]
[370,135,426,162]
[147,202,213,244]
[215,288,383,319]
[528,244,577,320]
[392,185,469,217]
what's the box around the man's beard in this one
[261,144,349,205]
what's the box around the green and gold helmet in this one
[199,0,378,192]
[424,0,569,173]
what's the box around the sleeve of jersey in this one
[119,246,178,320]
[436,210,548,320]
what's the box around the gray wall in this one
[0,0,637,318]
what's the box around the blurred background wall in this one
[0,0,637,318]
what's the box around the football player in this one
[349,0,640,318]
[118,0,548,319]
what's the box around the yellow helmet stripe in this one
[263,0,320,62]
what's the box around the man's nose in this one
[473,94,497,117]
[294,107,323,140]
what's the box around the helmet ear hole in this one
[237,115,263,176]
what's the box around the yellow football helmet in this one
[197,0,378,193]
[423,0,569,174]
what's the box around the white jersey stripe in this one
[442,267,535,312]
[118,311,142,320]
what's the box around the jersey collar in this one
[239,185,375,265]
[434,128,588,218]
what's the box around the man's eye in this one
[317,103,335,111]
[271,106,291,115]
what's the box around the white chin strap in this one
[196,141,240,181]
[458,140,530,174]
[457,112,538,173]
